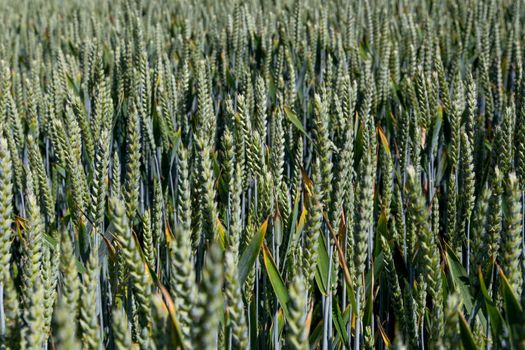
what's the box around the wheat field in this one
[0,0,524,349]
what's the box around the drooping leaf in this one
[282,192,307,274]
[332,298,350,348]
[284,106,311,141]
[478,267,503,342]
[238,218,268,285]
[314,233,336,296]
[43,232,59,249]
[269,308,285,344]
[445,244,475,315]
[377,126,391,154]
[459,312,479,350]
[499,269,525,346]
[262,243,290,318]
[499,268,523,321]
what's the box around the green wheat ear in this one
[406,166,442,339]
[354,143,373,282]
[192,242,223,349]
[286,269,308,350]
[486,168,503,262]
[224,250,249,349]
[53,295,82,350]
[381,235,406,337]
[196,134,219,244]
[227,162,243,259]
[502,173,523,291]
[79,247,101,350]
[110,196,152,330]
[42,245,60,338]
[22,170,44,308]
[27,134,54,221]
[460,130,475,247]
[441,293,462,349]
[3,269,21,348]
[24,280,46,349]
[124,101,141,222]
[141,209,155,269]
[112,307,133,350]
[176,144,192,239]
[0,134,13,279]
[91,126,112,229]
[303,158,322,292]
[169,224,196,347]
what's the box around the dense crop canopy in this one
[0,0,524,349]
